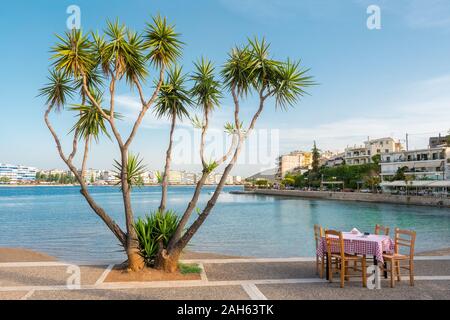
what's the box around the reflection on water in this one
[0,186,449,262]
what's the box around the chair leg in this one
[340,261,345,288]
[409,260,414,286]
[396,261,401,282]
[345,261,350,281]
[316,256,319,276]
[362,256,367,288]
[390,261,395,288]
[321,258,325,279]
[328,255,333,283]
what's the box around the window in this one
[385,149,389,153]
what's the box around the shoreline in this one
[232,189,450,208]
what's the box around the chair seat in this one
[331,253,363,260]
[383,253,409,260]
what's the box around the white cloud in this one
[277,74,450,152]
[114,95,190,129]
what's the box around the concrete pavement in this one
[1,257,450,300]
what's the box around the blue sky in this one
[1,0,450,176]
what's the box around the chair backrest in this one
[394,228,416,257]
[313,224,324,250]
[375,224,390,236]
[325,229,344,258]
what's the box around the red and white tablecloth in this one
[317,232,394,263]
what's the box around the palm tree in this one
[41,17,182,271]
[155,66,192,213]
[155,37,315,272]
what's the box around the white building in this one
[0,164,38,183]
[324,153,345,167]
[345,137,403,166]
[380,146,450,181]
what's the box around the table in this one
[317,232,394,280]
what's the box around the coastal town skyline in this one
[2,129,448,185]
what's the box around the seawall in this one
[231,189,450,208]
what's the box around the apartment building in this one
[429,134,449,148]
[325,153,345,167]
[0,163,38,183]
[345,137,403,166]
[380,146,450,181]
[276,151,313,179]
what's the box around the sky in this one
[0,0,449,177]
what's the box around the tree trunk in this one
[159,113,177,213]
[154,248,181,273]
[167,172,208,250]
[120,149,145,271]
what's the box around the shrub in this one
[134,210,180,266]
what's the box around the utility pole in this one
[406,133,409,151]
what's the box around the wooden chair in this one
[325,230,367,288]
[314,224,325,278]
[375,224,390,236]
[381,228,416,288]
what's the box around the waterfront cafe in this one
[380,180,450,196]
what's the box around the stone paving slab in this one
[0,265,108,287]
[28,285,250,300]
[0,291,28,300]
[204,260,450,282]
[413,260,450,276]
[258,281,450,300]
[204,262,316,281]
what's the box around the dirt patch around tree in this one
[104,264,201,282]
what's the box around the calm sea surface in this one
[0,186,449,263]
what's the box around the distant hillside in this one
[246,168,277,182]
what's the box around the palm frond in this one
[154,65,192,120]
[38,69,75,111]
[272,59,316,110]
[144,15,183,68]
[69,90,120,141]
[113,153,147,189]
[190,57,222,110]
[104,19,148,83]
[51,29,95,78]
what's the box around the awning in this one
[380,180,450,188]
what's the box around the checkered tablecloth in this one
[317,232,394,263]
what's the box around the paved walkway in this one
[1,256,450,300]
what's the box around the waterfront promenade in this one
[1,249,450,300]
[232,189,450,208]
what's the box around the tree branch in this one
[44,104,127,246]
[172,87,267,251]
[124,67,165,149]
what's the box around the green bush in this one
[134,210,180,266]
[179,263,202,274]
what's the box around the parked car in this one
[360,189,372,193]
